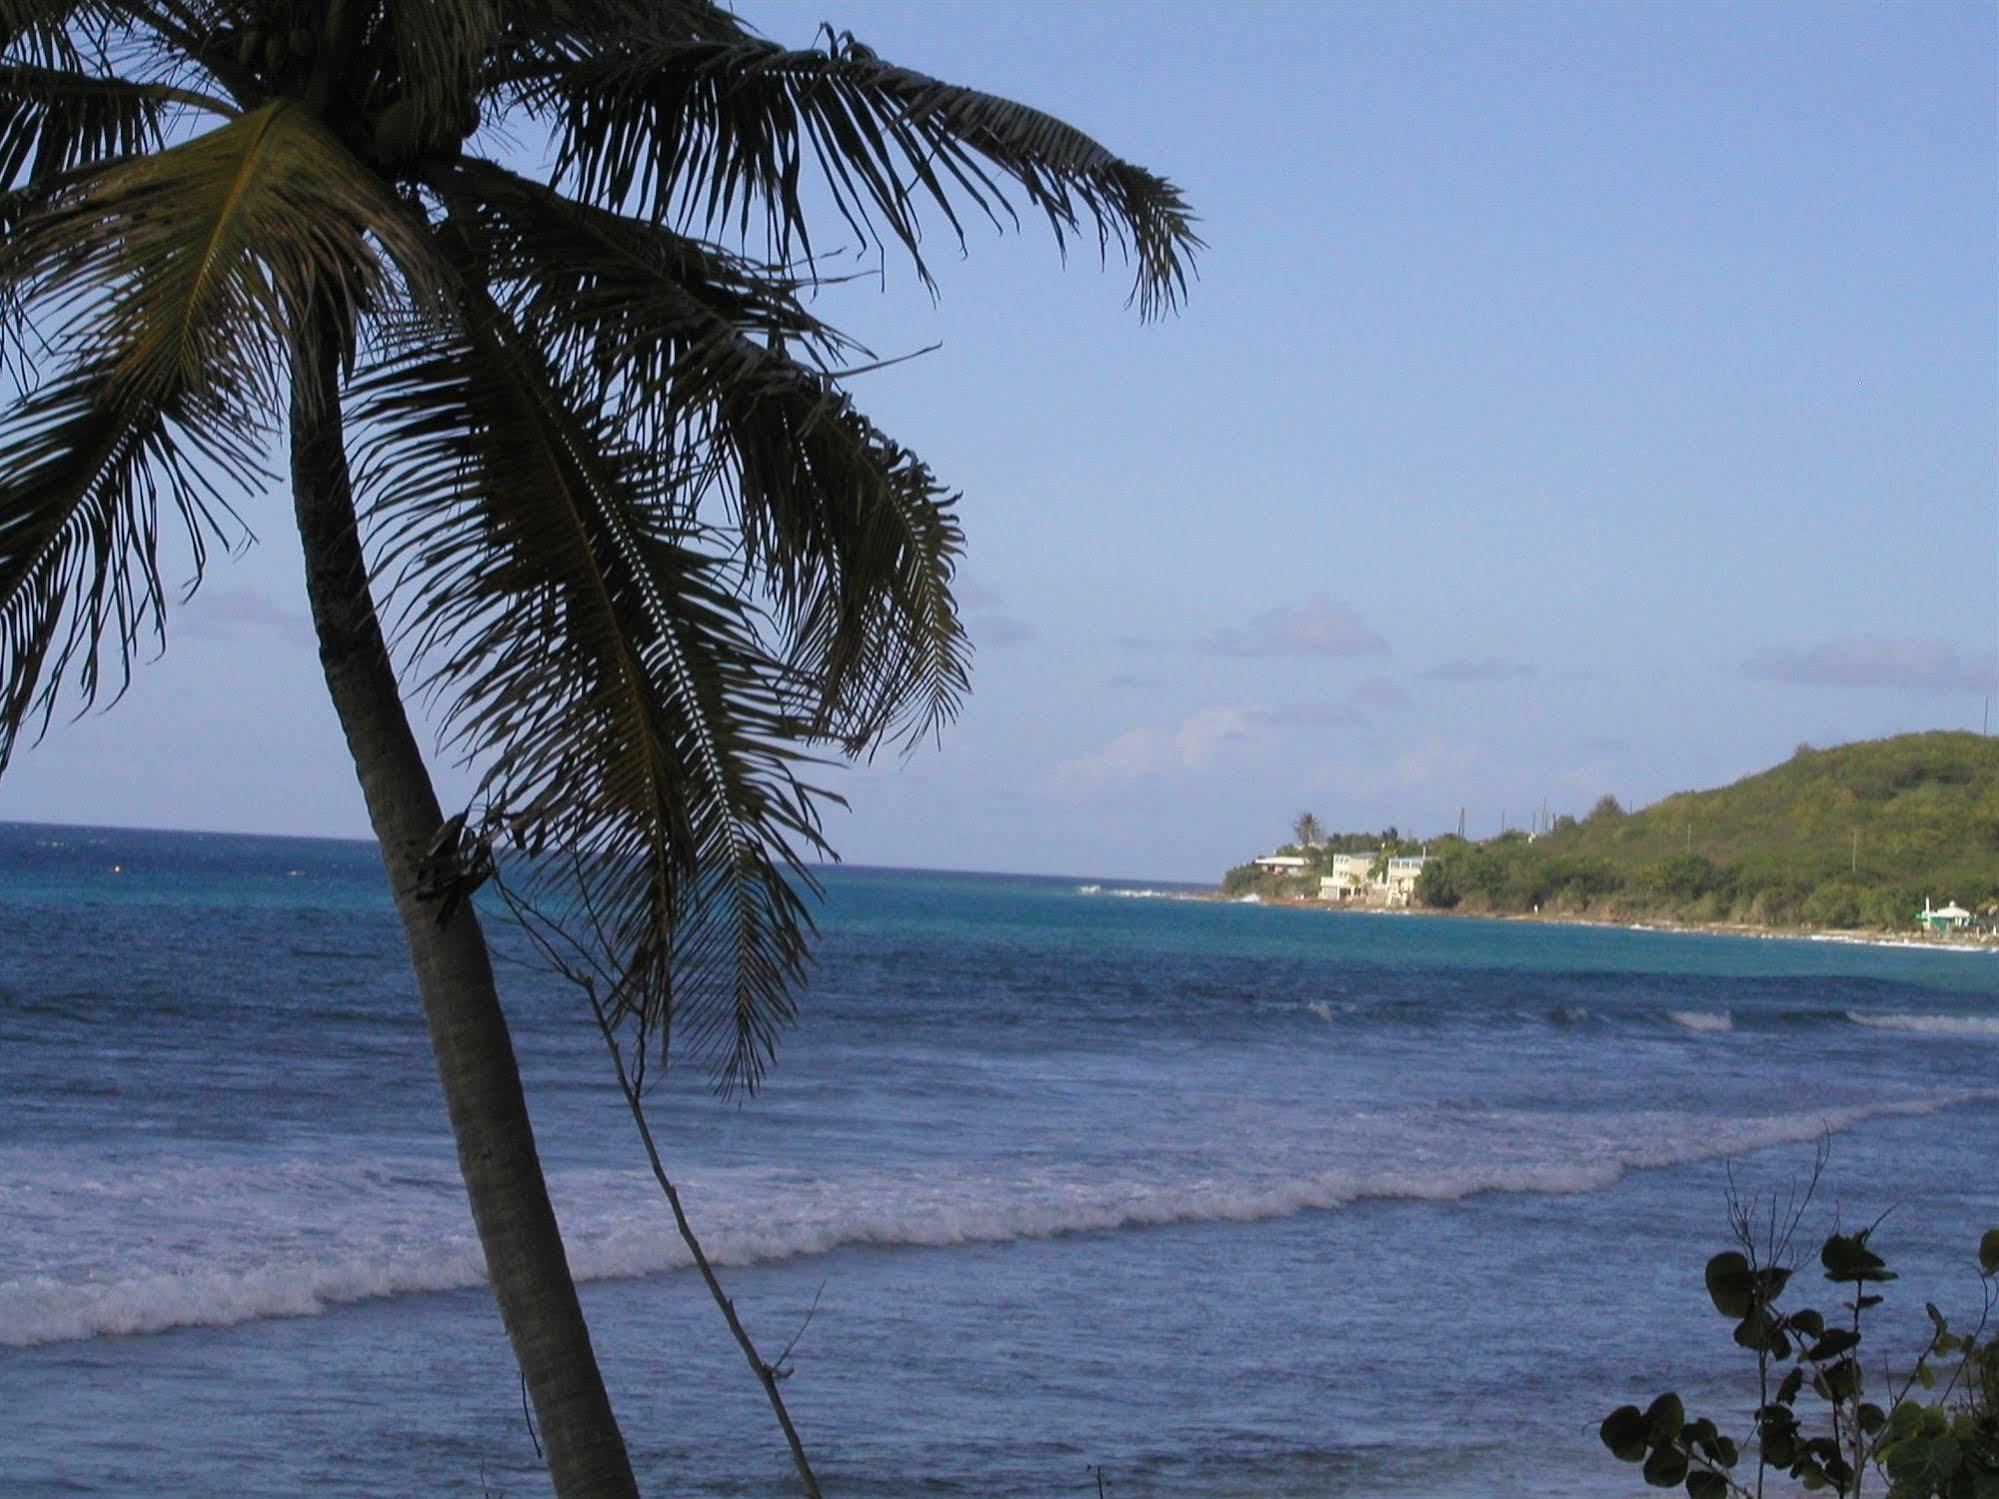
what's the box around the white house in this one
[1253,855,1312,875]
[1320,851,1380,900]
[1320,852,1429,908]
[1383,856,1428,905]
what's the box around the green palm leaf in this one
[4,100,432,398]
[433,156,967,749]
[0,63,224,187]
[1,99,432,759]
[0,362,249,766]
[356,288,830,1090]
[514,26,1200,316]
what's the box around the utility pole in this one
[1852,829,1859,875]
[1457,807,1466,840]
[1686,821,1692,853]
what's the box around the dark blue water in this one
[3,823,1996,1495]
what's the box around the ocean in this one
[2,822,1996,1497]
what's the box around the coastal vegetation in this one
[0,4,1195,1492]
[1602,1168,1999,1498]
[1227,733,1999,932]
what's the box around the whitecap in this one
[1667,1010,1734,1034]
[1847,1012,1999,1039]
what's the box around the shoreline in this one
[1178,889,1999,955]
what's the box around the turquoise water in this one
[2,822,1996,1495]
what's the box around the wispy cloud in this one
[1421,656,1535,682]
[1106,672,1163,691]
[1053,706,1263,789]
[1199,593,1388,658]
[955,579,1035,650]
[181,586,315,648]
[1353,677,1411,711]
[1743,637,1999,695]
[1250,699,1366,729]
[972,613,1036,649]
[953,579,1005,610]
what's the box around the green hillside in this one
[1233,733,1999,931]
[1422,733,1999,929]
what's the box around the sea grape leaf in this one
[1645,1393,1686,1444]
[1603,1405,1651,1462]
[1805,1327,1861,1362]
[1822,1232,1896,1285]
[1707,1251,1755,1317]
[1644,1445,1690,1487]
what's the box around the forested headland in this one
[1224,733,1999,933]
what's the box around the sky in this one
[1,1,1993,883]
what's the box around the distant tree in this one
[1651,853,1719,902]
[1589,794,1626,822]
[1414,858,1461,909]
[1293,811,1325,847]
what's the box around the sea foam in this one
[1666,1010,1734,1033]
[1847,1012,1999,1040]
[5,1088,1992,1349]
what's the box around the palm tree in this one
[0,4,1197,1493]
[1292,810,1324,848]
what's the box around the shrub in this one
[1651,853,1721,902]
[1602,1181,1999,1499]
[1415,859,1461,909]
[1802,882,1865,929]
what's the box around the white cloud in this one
[1052,706,1264,789]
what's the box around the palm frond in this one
[0,1,100,69]
[0,99,434,758]
[0,62,229,188]
[355,289,832,1091]
[0,359,250,768]
[431,157,968,751]
[514,28,1201,317]
[3,99,433,399]
[492,0,751,69]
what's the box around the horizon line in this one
[0,816,1205,892]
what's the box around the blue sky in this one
[1,1,1992,882]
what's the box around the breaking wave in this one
[1846,1012,1999,1040]
[6,1089,1993,1349]
[1666,1010,1734,1033]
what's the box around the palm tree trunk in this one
[288,314,640,1499]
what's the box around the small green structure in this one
[1916,898,1972,933]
